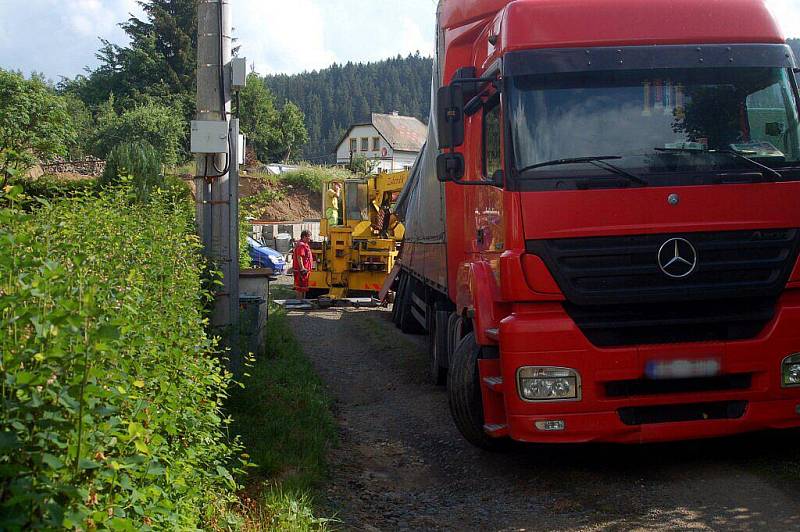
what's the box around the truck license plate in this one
[645,358,721,380]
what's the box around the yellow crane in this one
[307,170,407,301]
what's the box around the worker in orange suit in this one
[293,230,313,299]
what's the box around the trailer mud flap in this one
[378,263,402,304]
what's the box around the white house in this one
[335,112,427,173]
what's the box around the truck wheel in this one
[427,308,448,386]
[448,332,504,451]
[399,277,425,334]
[447,314,465,364]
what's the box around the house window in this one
[349,138,357,153]
[361,138,369,151]
[372,137,381,151]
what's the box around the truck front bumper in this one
[493,292,800,444]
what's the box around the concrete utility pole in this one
[195,0,240,357]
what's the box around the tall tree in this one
[122,0,197,96]
[273,102,309,163]
[0,70,75,185]
[239,74,309,163]
[61,0,197,121]
[239,73,277,162]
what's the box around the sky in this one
[0,0,798,81]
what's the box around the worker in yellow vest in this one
[326,182,342,226]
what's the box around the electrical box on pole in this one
[191,120,230,153]
[231,57,247,89]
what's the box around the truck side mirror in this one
[437,84,465,149]
[436,152,465,182]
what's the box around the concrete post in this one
[195,0,239,355]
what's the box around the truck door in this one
[467,93,505,264]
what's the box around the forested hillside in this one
[264,54,433,163]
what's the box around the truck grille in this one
[564,297,776,346]
[526,229,800,346]
[605,374,752,398]
[618,401,747,426]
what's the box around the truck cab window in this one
[483,98,502,179]
[509,67,800,187]
[345,181,370,222]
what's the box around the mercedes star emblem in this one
[658,238,698,278]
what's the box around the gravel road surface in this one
[287,306,800,531]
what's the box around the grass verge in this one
[227,308,337,531]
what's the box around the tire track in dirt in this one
[289,307,800,531]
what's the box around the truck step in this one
[482,376,504,392]
[483,424,509,437]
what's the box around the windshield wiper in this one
[517,156,648,186]
[654,147,783,180]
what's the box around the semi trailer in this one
[393,0,800,448]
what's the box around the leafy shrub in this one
[92,102,185,167]
[101,142,164,202]
[280,166,354,192]
[8,175,97,209]
[0,185,241,530]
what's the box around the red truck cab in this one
[393,0,800,448]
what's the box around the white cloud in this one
[234,0,435,75]
[766,0,800,38]
[66,0,140,39]
[235,0,336,75]
[0,0,143,79]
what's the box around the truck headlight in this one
[517,367,581,401]
[782,354,800,387]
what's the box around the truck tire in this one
[448,332,504,451]
[399,277,425,334]
[427,308,449,386]
[447,314,465,365]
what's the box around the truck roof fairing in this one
[441,0,785,48]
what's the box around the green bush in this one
[8,175,97,209]
[0,185,242,530]
[92,102,185,167]
[280,166,355,192]
[101,142,164,202]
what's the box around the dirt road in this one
[287,306,800,531]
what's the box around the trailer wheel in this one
[391,275,407,326]
[448,332,504,451]
[398,277,425,334]
[427,308,449,386]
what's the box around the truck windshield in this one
[509,67,800,187]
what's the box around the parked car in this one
[247,236,286,274]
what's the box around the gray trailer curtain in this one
[394,1,447,245]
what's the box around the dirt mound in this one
[239,176,321,222]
